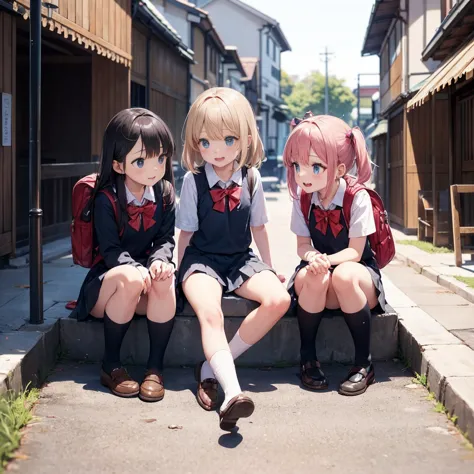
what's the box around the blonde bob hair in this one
[182,87,264,172]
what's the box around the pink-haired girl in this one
[284,114,386,396]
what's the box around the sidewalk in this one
[0,191,473,447]
[392,227,474,304]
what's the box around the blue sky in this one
[243,0,380,89]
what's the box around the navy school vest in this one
[189,166,252,255]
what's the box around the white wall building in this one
[195,0,291,158]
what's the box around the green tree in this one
[283,71,356,122]
[280,70,295,97]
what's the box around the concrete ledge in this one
[9,237,72,268]
[444,377,474,442]
[0,322,60,396]
[60,299,398,366]
[398,303,474,443]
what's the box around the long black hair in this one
[93,108,175,226]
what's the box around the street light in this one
[356,73,379,128]
[29,0,59,325]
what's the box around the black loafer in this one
[339,365,375,396]
[300,360,328,390]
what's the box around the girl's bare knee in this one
[261,290,291,316]
[331,263,357,292]
[149,276,175,299]
[111,266,143,298]
[199,306,224,331]
[303,269,330,293]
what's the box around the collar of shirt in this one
[204,161,242,189]
[125,184,156,206]
[311,178,347,210]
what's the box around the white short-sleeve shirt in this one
[176,162,269,232]
[290,178,375,239]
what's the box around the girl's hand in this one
[307,253,330,275]
[149,261,175,281]
[277,274,286,283]
[137,266,152,294]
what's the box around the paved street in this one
[15,363,474,474]
[2,189,474,473]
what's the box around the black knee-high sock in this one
[343,302,372,367]
[296,305,324,364]
[146,318,175,372]
[102,313,132,374]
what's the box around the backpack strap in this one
[341,176,365,230]
[300,190,312,226]
[99,188,123,236]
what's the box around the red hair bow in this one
[209,186,242,213]
[314,208,343,237]
[127,201,157,231]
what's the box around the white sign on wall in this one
[2,93,12,147]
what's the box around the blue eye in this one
[199,139,210,149]
[224,136,236,147]
[292,162,300,173]
[158,155,166,164]
[313,164,322,175]
[133,158,145,169]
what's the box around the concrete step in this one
[60,296,398,366]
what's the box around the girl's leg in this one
[134,276,176,402]
[90,265,144,397]
[330,262,378,395]
[182,274,242,410]
[232,270,291,351]
[293,267,330,389]
[143,276,176,372]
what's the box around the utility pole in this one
[320,47,334,115]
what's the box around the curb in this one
[395,298,474,443]
[395,249,474,304]
[9,238,72,268]
[0,319,60,396]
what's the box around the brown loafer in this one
[194,361,218,411]
[300,360,328,390]
[339,365,375,396]
[100,367,139,398]
[219,394,255,431]
[139,369,165,402]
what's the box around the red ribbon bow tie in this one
[209,186,242,213]
[127,201,157,232]
[314,208,343,237]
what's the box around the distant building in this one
[352,85,380,130]
[194,0,292,159]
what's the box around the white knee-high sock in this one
[209,350,242,411]
[228,330,253,360]
[200,330,253,381]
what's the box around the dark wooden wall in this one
[0,12,16,257]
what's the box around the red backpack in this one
[71,174,120,268]
[300,176,395,269]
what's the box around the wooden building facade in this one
[0,0,132,258]
[407,0,474,246]
[362,0,443,232]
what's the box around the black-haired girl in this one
[74,108,176,402]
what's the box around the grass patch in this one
[413,372,428,387]
[0,387,39,471]
[454,276,474,289]
[397,240,451,254]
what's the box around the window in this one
[273,41,276,61]
[267,37,274,58]
[271,66,280,81]
[131,82,146,108]
[381,43,390,77]
[389,20,401,65]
